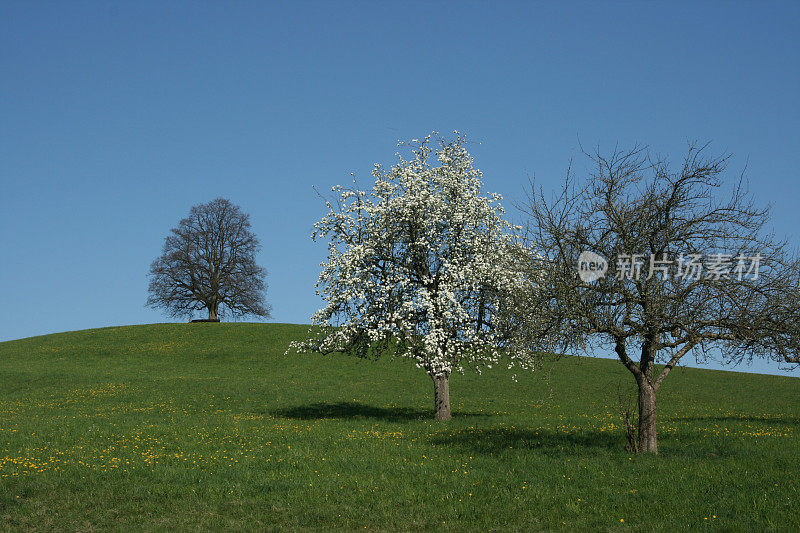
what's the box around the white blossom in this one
[289,133,536,380]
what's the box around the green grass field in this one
[1,323,798,531]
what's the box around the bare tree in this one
[147,198,271,321]
[515,143,800,454]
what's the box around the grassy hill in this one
[1,323,798,531]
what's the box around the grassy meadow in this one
[0,323,798,531]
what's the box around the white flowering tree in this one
[291,133,535,421]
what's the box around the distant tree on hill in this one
[147,198,271,321]
[513,142,800,454]
[291,133,537,421]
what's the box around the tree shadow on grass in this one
[429,426,625,456]
[272,401,489,423]
[431,426,753,459]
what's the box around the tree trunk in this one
[208,306,218,321]
[432,373,451,421]
[637,379,658,454]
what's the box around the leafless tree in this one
[515,143,800,454]
[147,198,271,321]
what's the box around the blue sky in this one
[1,1,798,375]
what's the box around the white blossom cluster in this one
[290,133,536,379]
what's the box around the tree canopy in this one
[147,197,271,321]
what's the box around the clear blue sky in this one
[2,1,798,376]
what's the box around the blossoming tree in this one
[291,133,535,420]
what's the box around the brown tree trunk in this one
[637,379,658,454]
[432,373,451,421]
[208,306,218,321]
